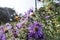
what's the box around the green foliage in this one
[36,2,60,40]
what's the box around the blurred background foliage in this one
[35,1,60,40]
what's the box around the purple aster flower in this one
[16,17,26,29]
[27,21,44,40]
[28,8,33,14]
[12,27,19,38]
[5,23,12,30]
[22,12,28,22]
[45,15,50,19]
[26,8,33,17]
[1,34,6,40]
[16,22,23,29]
[0,27,4,36]
[0,27,6,40]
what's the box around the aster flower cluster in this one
[0,9,33,40]
[0,8,44,40]
[0,23,19,40]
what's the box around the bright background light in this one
[0,0,43,15]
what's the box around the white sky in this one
[0,0,43,15]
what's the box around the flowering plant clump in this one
[0,1,60,40]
